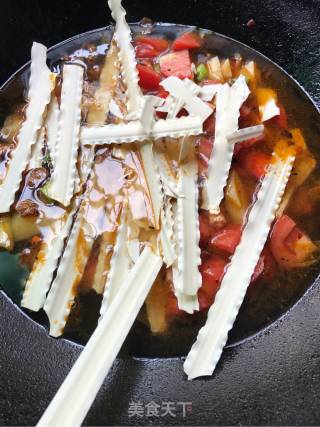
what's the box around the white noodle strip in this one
[109,99,124,119]
[81,116,203,145]
[184,153,295,379]
[45,96,60,163]
[154,151,181,198]
[29,127,45,169]
[44,200,94,337]
[199,84,221,101]
[0,43,55,213]
[227,124,264,144]
[21,209,75,312]
[260,98,280,122]
[176,160,201,296]
[176,290,199,314]
[108,0,143,120]
[127,238,140,263]
[203,76,250,213]
[99,204,133,316]
[49,63,84,206]
[140,95,163,134]
[171,201,199,313]
[139,141,163,229]
[37,246,162,427]
[161,76,212,122]
[159,197,176,267]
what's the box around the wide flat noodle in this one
[154,151,180,198]
[87,41,120,125]
[203,76,250,213]
[44,200,95,337]
[175,160,201,297]
[139,141,163,229]
[48,63,84,207]
[29,127,45,169]
[37,246,162,427]
[45,96,60,162]
[81,116,203,145]
[160,76,212,122]
[227,124,264,144]
[108,0,143,120]
[159,197,176,267]
[21,209,75,312]
[0,43,55,213]
[184,152,295,379]
[99,203,132,316]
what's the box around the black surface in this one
[0,0,320,426]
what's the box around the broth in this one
[0,24,319,357]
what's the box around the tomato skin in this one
[172,32,202,51]
[135,36,169,52]
[137,64,161,91]
[238,150,271,180]
[208,224,242,254]
[160,50,193,79]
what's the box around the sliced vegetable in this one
[160,50,193,79]
[196,63,208,82]
[137,64,161,91]
[172,32,202,51]
[209,224,242,254]
[146,278,169,334]
[206,57,223,82]
[225,169,250,224]
[239,150,271,180]
[270,215,317,269]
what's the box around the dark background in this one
[0,0,320,426]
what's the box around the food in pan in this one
[0,0,319,380]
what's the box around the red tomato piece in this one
[200,257,227,303]
[239,150,271,180]
[197,137,213,173]
[135,44,159,59]
[172,32,202,51]
[166,291,185,316]
[137,64,161,91]
[261,247,276,280]
[209,224,242,254]
[270,215,316,268]
[203,113,216,135]
[199,210,216,246]
[159,50,193,79]
[233,134,264,156]
[135,36,169,53]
